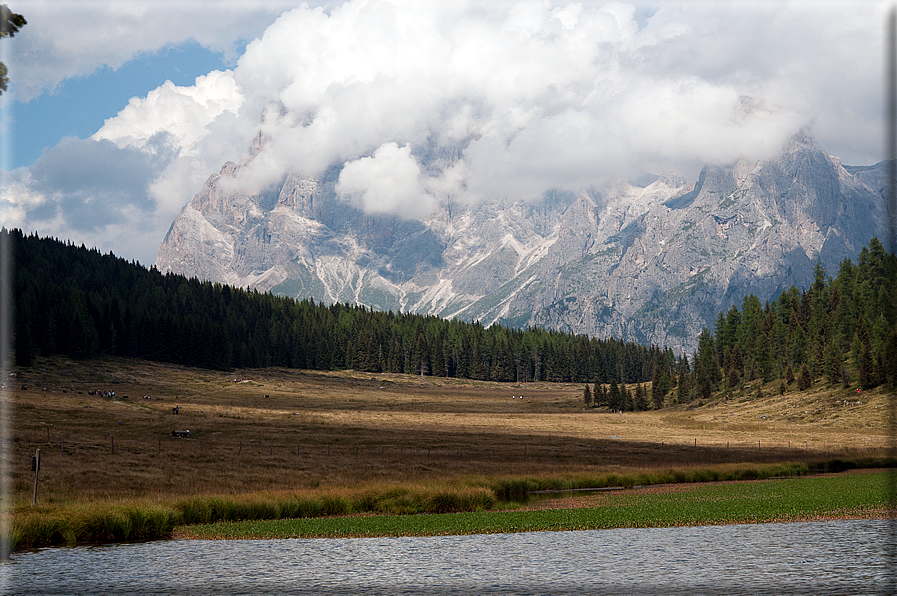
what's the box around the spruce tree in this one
[798,363,812,391]
[635,383,648,410]
[785,363,795,385]
[854,316,877,390]
[824,341,841,385]
[608,380,621,411]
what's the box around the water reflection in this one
[3,519,894,595]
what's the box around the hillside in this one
[10,229,672,384]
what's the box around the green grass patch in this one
[181,472,893,540]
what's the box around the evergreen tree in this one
[583,384,593,407]
[798,363,812,391]
[677,354,690,403]
[622,384,633,411]
[886,327,897,388]
[854,316,877,390]
[14,308,33,367]
[608,380,621,411]
[634,383,648,410]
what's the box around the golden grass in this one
[6,356,893,511]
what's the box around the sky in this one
[0,0,890,266]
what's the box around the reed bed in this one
[176,471,894,540]
[9,458,894,552]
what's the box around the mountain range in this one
[156,128,885,354]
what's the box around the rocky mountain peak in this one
[156,129,884,353]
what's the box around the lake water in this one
[2,519,894,595]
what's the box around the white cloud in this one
[93,70,243,155]
[336,142,436,218]
[212,0,874,210]
[6,0,299,102]
[2,0,889,264]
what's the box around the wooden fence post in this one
[31,449,40,506]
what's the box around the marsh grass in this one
[11,502,180,551]
[9,459,890,551]
[177,471,894,540]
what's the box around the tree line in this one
[10,229,674,383]
[591,237,897,410]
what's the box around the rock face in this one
[156,129,884,353]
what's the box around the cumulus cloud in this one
[212,0,879,213]
[93,70,243,156]
[3,0,888,263]
[336,142,436,218]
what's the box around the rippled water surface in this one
[3,519,894,595]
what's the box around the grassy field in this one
[174,471,893,540]
[4,355,895,549]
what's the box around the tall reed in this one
[6,458,888,552]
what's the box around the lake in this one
[3,518,894,595]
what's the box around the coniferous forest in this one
[9,229,674,384]
[681,237,897,401]
[588,237,897,412]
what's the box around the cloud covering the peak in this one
[2,0,887,264]
[218,0,816,206]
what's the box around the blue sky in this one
[0,1,888,266]
[6,42,236,169]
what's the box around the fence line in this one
[5,433,891,463]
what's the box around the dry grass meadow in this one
[6,356,894,509]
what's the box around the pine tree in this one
[798,363,812,391]
[854,316,877,390]
[583,384,593,407]
[824,341,841,385]
[14,308,33,367]
[886,327,897,388]
[622,384,633,411]
[785,363,795,385]
[677,354,690,403]
[608,380,621,411]
[635,383,648,410]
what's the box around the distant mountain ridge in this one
[156,128,885,353]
